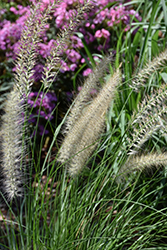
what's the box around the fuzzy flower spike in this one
[58,62,121,176]
[0,85,26,200]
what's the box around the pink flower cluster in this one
[0,5,30,58]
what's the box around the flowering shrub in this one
[28,91,57,135]
[0,0,141,77]
[0,5,30,57]
[0,0,141,134]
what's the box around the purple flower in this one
[28,91,57,135]
[101,28,110,39]
[38,39,56,58]
[38,124,49,135]
[81,58,85,63]
[83,68,93,76]
[66,49,81,63]
[60,60,70,73]
[70,63,77,71]
[95,30,102,38]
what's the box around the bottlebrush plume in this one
[0,86,26,200]
[42,0,92,89]
[119,153,167,178]
[63,56,111,134]
[131,48,167,91]
[58,68,121,176]
[14,0,59,97]
[128,86,167,155]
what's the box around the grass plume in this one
[42,0,92,89]
[131,48,167,91]
[14,0,59,97]
[58,68,121,176]
[64,56,111,134]
[0,85,26,200]
[120,152,167,178]
[128,86,167,155]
